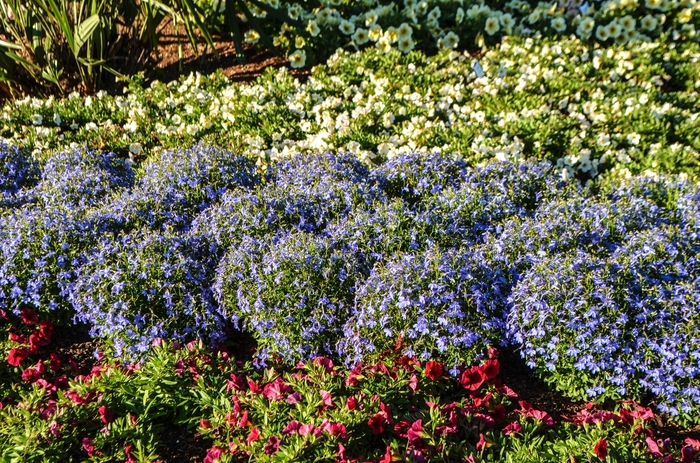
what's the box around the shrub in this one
[69,228,224,360]
[214,231,362,364]
[0,142,38,208]
[341,245,508,372]
[89,143,259,233]
[33,147,134,213]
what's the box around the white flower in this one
[86,122,98,130]
[627,132,641,145]
[53,113,61,126]
[455,7,465,24]
[397,23,413,39]
[397,36,415,53]
[442,31,459,49]
[70,122,79,130]
[376,36,392,53]
[186,124,198,136]
[500,13,515,30]
[640,14,658,31]
[129,142,143,155]
[244,30,260,44]
[171,114,182,125]
[353,28,370,45]
[485,16,500,35]
[384,26,398,43]
[528,9,541,24]
[368,24,382,41]
[289,49,307,68]
[31,114,43,126]
[124,121,138,132]
[306,20,320,37]
[577,17,595,37]
[382,112,395,128]
[619,15,636,31]
[339,19,355,35]
[551,17,567,32]
[595,25,610,41]
[605,20,622,38]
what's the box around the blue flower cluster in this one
[0,142,38,207]
[506,176,700,419]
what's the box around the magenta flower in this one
[227,373,247,391]
[461,366,487,391]
[99,405,116,424]
[264,436,281,455]
[312,356,334,373]
[19,308,38,325]
[246,426,260,443]
[299,423,321,437]
[346,396,358,410]
[82,437,97,457]
[368,413,386,434]
[502,421,522,436]
[409,374,418,392]
[646,437,664,458]
[319,390,334,408]
[282,420,301,436]
[203,446,223,463]
[407,419,424,445]
[287,392,303,404]
[263,377,292,401]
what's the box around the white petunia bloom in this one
[31,114,43,125]
[353,28,370,45]
[339,19,355,35]
[485,16,500,35]
[289,49,307,68]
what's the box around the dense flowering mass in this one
[0,143,700,422]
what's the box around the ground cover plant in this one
[1,1,700,461]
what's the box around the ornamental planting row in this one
[1,141,699,423]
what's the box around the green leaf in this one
[0,39,22,50]
[74,14,101,55]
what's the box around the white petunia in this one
[289,49,307,68]
[31,114,43,126]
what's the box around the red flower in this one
[125,444,137,463]
[424,361,443,380]
[481,359,500,380]
[338,443,348,463]
[99,405,116,424]
[203,446,223,463]
[380,402,393,424]
[264,436,280,455]
[380,446,392,463]
[594,439,608,461]
[346,396,358,410]
[461,366,487,391]
[282,420,301,436]
[49,353,61,372]
[174,359,184,376]
[247,427,260,443]
[19,308,38,325]
[247,378,262,394]
[199,418,212,429]
[7,347,29,367]
[368,413,387,434]
[502,421,522,436]
[39,320,54,341]
[476,433,491,451]
[237,410,249,428]
[21,360,45,382]
[9,333,26,344]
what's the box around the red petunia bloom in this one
[19,308,39,325]
[264,436,281,455]
[368,413,386,434]
[460,366,487,391]
[125,444,137,463]
[594,439,608,461]
[82,437,97,457]
[7,347,29,366]
[99,405,116,424]
[246,427,260,443]
[312,356,334,373]
[49,353,61,372]
[481,359,500,380]
[424,361,443,380]
[346,396,358,410]
[282,420,301,436]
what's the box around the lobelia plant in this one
[341,244,509,373]
[0,141,39,208]
[68,227,225,360]
[87,143,259,235]
[214,230,363,365]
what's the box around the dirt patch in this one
[158,423,210,463]
[39,321,99,375]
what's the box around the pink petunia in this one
[282,420,301,436]
[312,356,334,373]
[594,439,608,461]
[125,444,137,463]
[406,419,423,445]
[476,433,491,451]
[82,437,97,457]
[299,423,321,437]
[262,377,292,401]
[319,390,334,408]
[646,437,664,458]
[409,374,418,392]
[287,392,303,404]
